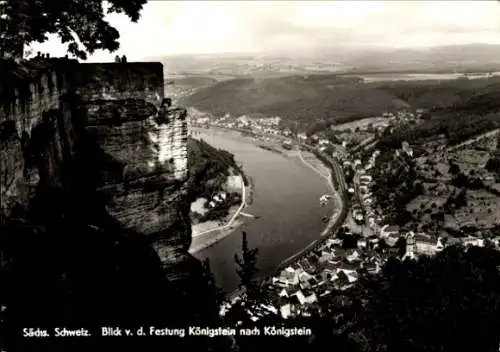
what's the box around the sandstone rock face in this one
[0,128,28,217]
[74,63,191,266]
[2,60,223,341]
[84,106,191,264]
[0,58,77,218]
[148,107,189,180]
[1,59,193,270]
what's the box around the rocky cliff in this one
[1,59,193,268]
[0,58,225,350]
[0,58,78,218]
[73,62,191,268]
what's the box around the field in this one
[331,117,389,131]
[338,130,375,146]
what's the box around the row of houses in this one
[268,234,385,319]
[338,141,453,259]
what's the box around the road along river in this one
[191,128,339,292]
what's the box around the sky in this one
[29,0,500,62]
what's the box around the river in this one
[191,129,335,292]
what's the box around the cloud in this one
[30,0,500,61]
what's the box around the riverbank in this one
[271,148,348,273]
[189,171,253,254]
[192,127,345,291]
[227,146,348,300]
[189,218,246,254]
[188,127,335,256]
[204,128,347,298]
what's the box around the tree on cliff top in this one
[1,0,147,60]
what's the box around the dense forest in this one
[183,74,500,126]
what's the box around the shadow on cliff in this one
[0,102,230,351]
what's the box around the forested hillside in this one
[378,83,500,149]
[186,138,240,202]
[183,74,500,126]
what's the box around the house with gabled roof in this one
[297,133,307,141]
[320,270,334,282]
[334,267,359,284]
[298,272,316,290]
[294,290,318,306]
[359,185,369,193]
[279,266,300,286]
[414,233,440,255]
[299,270,315,283]
[362,192,373,200]
[326,238,343,247]
[319,251,335,263]
[346,249,362,264]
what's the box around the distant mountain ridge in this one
[338,44,500,73]
[152,44,500,75]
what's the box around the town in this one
[188,108,500,322]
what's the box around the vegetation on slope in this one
[376,77,500,111]
[186,137,239,202]
[377,83,500,150]
[183,75,401,123]
[187,138,249,224]
[183,74,500,127]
